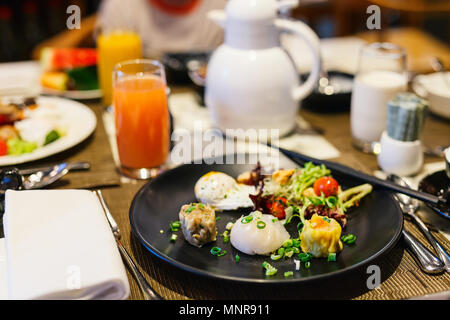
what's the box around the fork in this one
[95,190,162,300]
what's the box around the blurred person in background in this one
[98,0,226,57]
[33,0,226,59]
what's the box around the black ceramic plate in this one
[129,156,403,283]
[418,170,450,219]
[301,71,354,113]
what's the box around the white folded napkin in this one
[3,190,130,300]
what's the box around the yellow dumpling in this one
[300,214,343,258]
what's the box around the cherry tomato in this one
[0,140,8,156]
[267,197,287,219]
[313,177,339,197]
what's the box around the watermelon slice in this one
[41,48,98,71]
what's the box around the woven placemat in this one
[99,181,450,300]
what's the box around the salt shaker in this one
[377,92,428,176]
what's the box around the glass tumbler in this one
[350,42,407,153]
[113,59,170,179]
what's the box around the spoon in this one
[22,163,70,190]
[402,229,445,274]
[388,174,450,273]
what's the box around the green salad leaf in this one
[7,139,37,155]
[44,130,61,145]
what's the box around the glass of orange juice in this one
[113,59,170,179]
[97,31,142,106]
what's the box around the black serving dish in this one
[418,170,450,219]
[129,154,403,284]
[301,71,354,113]
[162,52,210,86]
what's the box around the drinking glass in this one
[351,42,407,153]
[113,59,170,179]
[97,30,142,106]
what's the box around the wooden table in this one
[9,96,450,300]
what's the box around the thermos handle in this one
[275,19,322,101]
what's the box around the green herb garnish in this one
[241,215,253,224]
[341,234,356,245]
[185,205,196,213]
[257,221,266,229]
[262,261,278,276]
[44,130,60,145]
[328,253,337,262]
[170,221,181,232]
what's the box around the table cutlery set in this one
[0,162,90,193]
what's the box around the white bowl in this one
[413,72,450,119]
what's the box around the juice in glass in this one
[113,60,170,179]
[97,31,142,106]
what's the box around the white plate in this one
[42,87,102,100]
[0,96,97,166]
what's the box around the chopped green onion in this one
[262,261,278,276]
[277,247,285,256]
[292,239,301,247]
[282,239,293,248]
[272,218,278,223]
[341,234,356,245]
[257,221,266,229]
[222,231,230,244]
[297,222,304,231]
[305,261,311,269]
[284,250,294,258]
[298,252,313,263]
[241,215,253,224]
[328,253,337,262]
[215,216,221,221]
[170,234,178,242]
[185,205,196,213]
[217,250,227,257]
[235,255,240,263]
[198,203,205,209]
[210,247,222,256]
[284,271,294,278]
[265,268,278,276]
[170,221,181,232]
[270,253,283,261]
[322,216,331,223]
